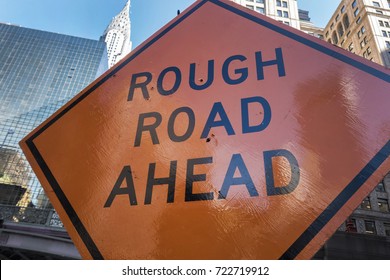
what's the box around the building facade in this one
[100,0,132,68]
[0,23,107,227]
[313,174,390,259]
[323,0,390,68]
[298,9,324,39]
[231,0,301,29]
[340,176,390,238]
[231,1,324,37]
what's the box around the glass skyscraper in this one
[0,23,107,226]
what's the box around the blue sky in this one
[0,0,341,48]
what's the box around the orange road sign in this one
[20,0,390,259]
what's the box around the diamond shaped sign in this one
[20,0,390,259]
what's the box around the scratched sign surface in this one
[20,0,390,259]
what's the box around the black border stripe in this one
[24,0,390,259]
[280,140,390,259]
[211,0,390,83]
[26,139,104,259]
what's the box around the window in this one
[361,197,371,209]
[358,30,362,38]
[379,20,384,26]
[331,23,334,30]
[364,36,368,44]
[348,42,354,51]
[326,31,329,37]
[246,5,254,10]
[341,5,346,13]
[386,22,390,28]
[363,51,368,58]
[256,0,264,3]
[361,26,366,34]
[376,10,383,14]
[276,0,281,7]
[364,220,376,234]
[386,41,390,48]
[336,14,340,21]
[373,1,380,7]
[346,219,357,232]
[277,10,282,17]
[385,223,390,236]
[332,31,339,44]
[356,17,361,24]
[337,23,344,37]
[354,8,359,17]
[360,41,366,48]
[256,7,265,14]
[352,0,357,8]
[282,1,288,8]
[343,14,350,29]
[367,46,372,55]
[378,198,389,212]
[284,21,290,25]
[383,30,388,37]
[376,182,386,191]
[283,11,289,18]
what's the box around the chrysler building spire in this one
[101,0,132,68]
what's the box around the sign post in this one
[20,0,390,259]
